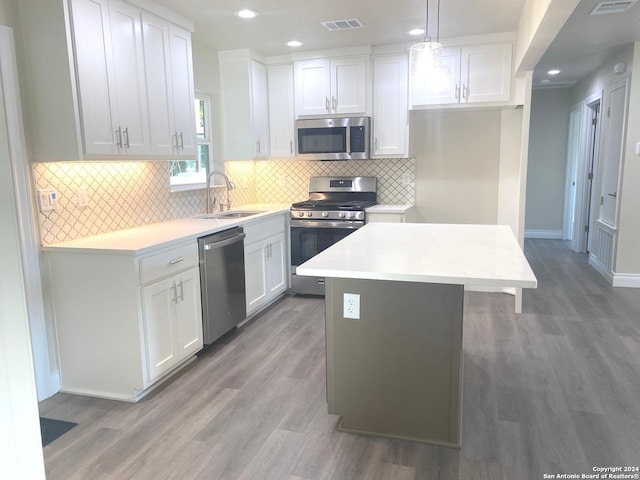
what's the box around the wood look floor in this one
[39,240,640,480]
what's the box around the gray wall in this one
[412,109,502,225]
[525,87,572,235]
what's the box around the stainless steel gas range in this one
[290,176,377,295]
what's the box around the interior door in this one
[598,81,627,227]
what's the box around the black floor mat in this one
[40,417,77,447]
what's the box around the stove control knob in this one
[297,211,304,217]
[322,211,329,218]
[338,212,345,219]
[306,211,313,217]
[347,212,355,219]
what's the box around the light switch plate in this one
[37,189,57,212]
[343,293,360,319]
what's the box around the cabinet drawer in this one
[244,215,285,245]
[140,243,198,284]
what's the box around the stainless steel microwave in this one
[295,116,371,161]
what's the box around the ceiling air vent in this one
[321,19,364,31]
[590,0,638,15]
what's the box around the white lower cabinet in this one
[366,206,415,224]
[244,215,287,317]
[142,267,202,383]
[46,240,202,402]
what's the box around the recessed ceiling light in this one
[235,9,258,19]
[409,28,425,36]
[548,69,561,75]
[287,40,303,47]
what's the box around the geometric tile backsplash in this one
[33,157,415,245]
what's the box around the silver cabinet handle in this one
[178,280,184,302]
[256,140,260,155]
[123,127,130,149]
[455,84,460,100]
[374,137,378,152]
[115,127,123,148]
[173,131,179,149]
[332,96,336,112]
[268,243,272,258]
[171,280,178,303]
[463,84,470,100]
[290,140,293,154]
[178,132,184,150]
[325,97,330,112]
[168,257,184,265]
[608,192,617,198]
[264,245,268,259]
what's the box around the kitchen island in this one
[296,222,537,448]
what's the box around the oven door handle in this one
[290,219,363,229]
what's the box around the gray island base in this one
[325,277,463,448]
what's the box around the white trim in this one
[589,253,615,283]
[612,274,640,288]
[524,229,563,239]
[465,286,516,296]
[0,25,47,479]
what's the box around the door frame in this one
[563,102,582,245]
[573,92,602,253]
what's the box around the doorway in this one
[570,94,601,253]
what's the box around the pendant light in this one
[409,0,442,76]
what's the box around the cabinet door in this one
[109,0,150,155]
[142,277,179,382]
[373,54,409,157]
[168,24,197,155]
[266,234,286,296]
[175,268,203,359]
[294,59,331,116]
[141,12,176,155]
[70,0,119,155]
[268,64,295,158]
[331,56,367,114]
[250,60,270,158]
[410,47,461,107]
[461,43,512,104]
[245,241,268,315]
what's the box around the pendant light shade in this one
[410,0,443,76]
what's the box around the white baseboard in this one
[524,229,563,239]
[612,274,640,288]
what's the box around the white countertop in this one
[365,204,414,213]
[296,223,537,288]
[41,204,290,255]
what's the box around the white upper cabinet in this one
[294,55,368,117]
[20,0,195,161]
[372,54,409,158]
[70,0,120,155]
[219,50,270,160]
[168,23,197,156]
[250,60,270,158]
[108,0,150,155]
[267,64,295,158]
[410,42,512,108]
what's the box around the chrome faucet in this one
[206,170,235,213]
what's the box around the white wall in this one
[411,109,502,224]
[616,42,640,275]
[525,87,572,236]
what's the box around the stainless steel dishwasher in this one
[198,227,247,345]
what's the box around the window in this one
[169,93,213,191]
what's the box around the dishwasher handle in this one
[203,232,245,251]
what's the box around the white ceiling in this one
[534,0,640,88]
[153,0,640,88]
[152,0,526,56]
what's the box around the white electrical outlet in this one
[401,172,411,187]
[343,293,360,319]
[76,188,89,208]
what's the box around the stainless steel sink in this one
[194,210,266,220]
